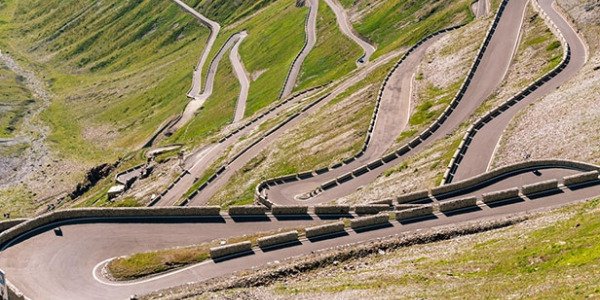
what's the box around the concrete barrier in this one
[396,190,430,204]
[394,204,424,211]
[305,222,345,238]
[563,171,599,186]
[482,188,520,203]
[521,179,559,195]
[271,205,309,215]
[0,218,27,234]
[228,206,268,215]
[440,160,599,196]
[210,241,252,259]
[257,230,299,249]
[313,205,350,215]
[369,198,394,205]
[395,205,434,221]
[350,213,389,229]
[0,207,222,247]
[353,205,391,215]
[438,197,478,212]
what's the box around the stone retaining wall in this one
[257,231,299,249]
[482,188,520,203]
[395,205,434,220]
[0,218,27,234]
[313,206,350,215]
[228,206,268,215]
[521,179,559,195]
[350,214,389,229]
[0,207,220,247]
[271,206,309,215]
[305,222,345,238]
[209,241,252,259]
[353,205,391,215]
[396,190,430,204]
[438,197,478,212]
[563,171,599,186]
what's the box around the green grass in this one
[518,8,563,76]
[265,199,600,298]
[409,81,462,126]
[0,185,37,219]
[166,47,239,148]
[108,245,211,281]
[107,225,313,281]
[189,0,277,26]
[0,0,211,163]
[199,0,308,119]
[208,59,395,207]
[0,62,33,137]
[353,0,474,59]
[295,0,362,90]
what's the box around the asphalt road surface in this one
[1,168,599,299]
[1,1,595,299]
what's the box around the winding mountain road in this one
[230,31,250,123]
[281,0,318,99]
[323,0,376,63]
[262,0,530,206]
[0,0,596,299]
[1,165,599,299]
[171,0,220,100]
[170,31,248,131]
[449,0,586,182]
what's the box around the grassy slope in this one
[0,61,32,137]
[213,199,600,299]
[353,0,474,58]
[165,48,239,147]
[339,2,564,203]
[295,0,362,90]
[200,0,308,117]
[204,0,475,207]
[166,0,308,147]
[0,0,210,163]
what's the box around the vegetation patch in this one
[106,225,313,281]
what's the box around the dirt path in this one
[281,0,319,99]
[323,0,376,63]
[0,51,51,187]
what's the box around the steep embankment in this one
[0,0,277,210]
[192,0,475,207]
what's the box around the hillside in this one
[0,0,599,299]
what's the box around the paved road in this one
[323,0,376,63]
[281,0,318,99]
[1,1,593,298]
[170,32,245,131]
[451,0,587,182]
[171,0,220,100]
[264,0,529,205]
[186,50,410,206]
[1,168,599,299]
[230,32,250,123]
